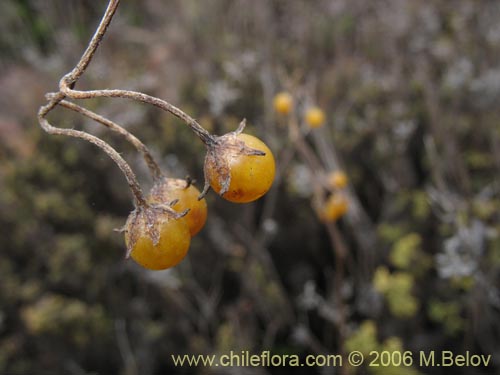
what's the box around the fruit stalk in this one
[58,100,163,181]
[38,102,146,207]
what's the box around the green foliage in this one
[345,320,379,355]
[48,234,92,286]
[488,235,500,266]
[472,198,500,221]
[465,151,493,170]
[390,233,421,269]
[345,321,422,375]
[378,223,405,243]
[374,267,420,318]
[215,322,237,352]
[22,294,110,348]
[428,299,464,335]
[411,191,431,221]
[1,0,500,374]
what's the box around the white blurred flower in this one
[262,218,278,235]
[298,280,322,310]
[223,51,258,82]
[443,58,473,91]
[207,80,239,116]
[436,220,486,279]
[287,164,313,197]
[470,69,500,108]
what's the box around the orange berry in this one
[148,178,207,236]
[205,133,276,203]
[273,92,293,115]
[327,170,348,189]
[321,193,348,222]
[124,206,191,270]
[305,106,326,128]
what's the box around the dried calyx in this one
[149,176,193,198]
[122,202,188,258]
[200,119,266,199]
[148,176,207,236]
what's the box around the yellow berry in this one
[125,207,191,270]
[305,106,326,128]
[273,92,293,115]
[321,193,348,222]
[206,133,276,203]
[148,178,207,236]
[327,170,348,189]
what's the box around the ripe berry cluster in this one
[273,91,326,129]
[272,91,349,223]
[38,0,276,271]
[123,121,276,270]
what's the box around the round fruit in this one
[273,92,293,115]
[125,207,191,270]
[206,133,276,203]
[321,193,348,222]
[305,106,326,128]
[327,170,348,190]
[148,178,207,236]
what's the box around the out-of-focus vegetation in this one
[1,1,499,374]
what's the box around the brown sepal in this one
[199,119,266,200]
[123,203,188,259]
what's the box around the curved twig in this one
[58,100,163,181]
[38,101,146,207]
[58,84,213,145]
[61,0,121,87]
[37,0,147,207]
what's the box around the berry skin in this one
[321,193,348,222]
[205,133,276,203]
[305,107,326,128]
[148,178,207,236]
[273,92,293,115]
[124,206,191,270]
[327,170,348,190]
